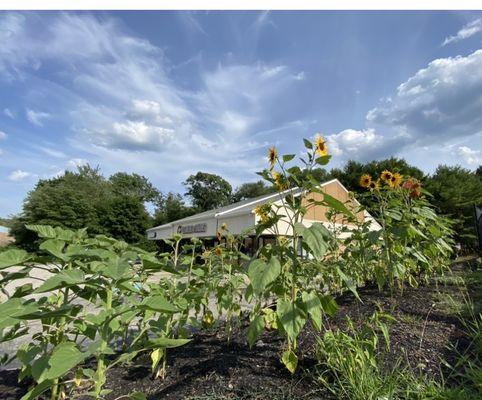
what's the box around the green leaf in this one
[319,295,338,317]
[26,225,57,239]
[336,267,360,301]
[247,257,281,296]
[129,392,147,400]
[315,155,331,166]
[0,249,31,269]
[303,138,313,149]
[301,291,322,331]
[148,337,191,348]
[39,239,67,260]
[0,298,39,329]
[20,379,53,400]
[276,299,306,342]
[247,314,265,348]
[281,349,298,374]
[43,342,84,381]
[140,295,178,313]
[322,192,353,217]
[299,223,331,260]
[34,270,85,293]
[282,154,296,162]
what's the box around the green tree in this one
[109,172,160,202]
[425,165,482,248]
[153,192,195,226]
[184,172,232,211]
[9,166,158,249]
[232,181,275,202]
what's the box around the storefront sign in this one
[177,223,207,234]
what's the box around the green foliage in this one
[9,166,155,250]
[184,171,232,211]
[153,192,196,226]
[425,165,482,249]
[232,181,276,202]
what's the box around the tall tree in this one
[184,172,232,211]
[232,181,275,202]
[425,165,482,248]
[109,172,160,203]
[153,192,195,226]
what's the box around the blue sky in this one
[1,10,482,217]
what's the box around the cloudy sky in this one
[1,10,482,216]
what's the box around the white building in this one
[147,179,380,253]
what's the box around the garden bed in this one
[1,265,474,400]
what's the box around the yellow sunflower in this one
[359,174,372,188]
[388,172,403,188]
[368,179,380,191]
[380,170,393,183]
[268,146,277,169]
[314,134,328,157]
[216,230,222,242]
[215,247,222,256]
[255,205,270,223]
[221,222,227,231]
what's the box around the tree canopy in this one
[184,172,232,212]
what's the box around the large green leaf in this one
[140,295,178,313]
[148,337,191,349]
[42,342,84,381]
[301,291,322,331]
[336,267,360,301]
[20,379,53,400]
[0,249,31,269]
[319,294,338,317]
[0,298,39,329]
[281,349,298,374]
[298,223,331,260]
[247,314,265,348]
[276,299,306,342]
[34,270,85,293]
[322,192,354,218]
[247,257,281,296]
[39,239,67,261]
[26,225,57,239]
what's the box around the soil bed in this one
[0,265,474,400]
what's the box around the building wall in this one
[302,180,364,225]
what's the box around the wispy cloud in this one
[0,130,7,140]
[457,146,481,165]
[442,18,482,46]
[26,109,51,126]
[8,169,33,182]
[3,108,14,119]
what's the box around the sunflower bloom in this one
[388,172,403,188]
[216,230,222,242]
[255,204,270,223]
[403,178,422,198]
[268,146,278,169]
[215,247,222,256]
[368,179,380,191]
[221,222,227,231]
[380,170,393,183]
[359,174,372,188]
[314,134,328,157]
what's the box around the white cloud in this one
[3,108,14,119]
[8,169,32,182]
[0,130,6,140]
[443,18,482,46]
[457,146,481,165]
[367,49,482,145]
[26,109,51,126]
[38,146,66,158]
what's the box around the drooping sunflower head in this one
[268,146,278,168]
[359,174,372,188]
[388,172,403,188]
[215,247,222,256]
[314,134,328,157]
[380,170,393,183]
[216,230,222,242]
[255,204,270,223]
[368,179,380,191]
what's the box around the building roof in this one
[146,180,343,232]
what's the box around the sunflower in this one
[221,222,227,231]
[216,230,222,242]
[314,134,328,157]
[268,146,278,169]
[368,179,380,191]
[388,172,403,188]
[255,204,270,223]
[215,247,222,256]
[403,178,422,198]
[359,174,372,188]
[380,170,393,183]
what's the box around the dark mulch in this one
[0,265,475,400]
